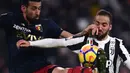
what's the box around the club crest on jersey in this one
[35,24,43,32]
[110,48,115,55]
[109,38,115,55]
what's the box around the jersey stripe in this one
[86,36,129,73]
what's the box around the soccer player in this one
[0,0,96,73]
[18,9,130,73]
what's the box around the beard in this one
[95,30,109,40]
[26,15,39,23]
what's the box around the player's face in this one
[23,1,41,21]
[94,15,112,39]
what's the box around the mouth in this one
[98,32,102,34]
[98,31,103,34]
[34,15,39,19]
[35,16,39,19]
[36,17,39,19]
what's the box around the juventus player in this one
[17,9,130,73]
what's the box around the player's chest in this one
[12,23,44,41]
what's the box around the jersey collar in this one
[94,35,111,44]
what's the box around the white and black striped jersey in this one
[68,35,130,73]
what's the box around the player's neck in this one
[23,14,30,24]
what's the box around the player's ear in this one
[109,24,112,31]
[21,5,26,13]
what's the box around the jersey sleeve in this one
[118,39,130,69]
[29,36,85,48]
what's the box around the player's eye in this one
[102,23,107,27]
[94,21,100,25]
[31,6,38,10]
[31,7,37,10]
[38,6,41,10]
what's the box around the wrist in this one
[29,41,32,46]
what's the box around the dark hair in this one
[96,9,112,23]
[21,0,42,6]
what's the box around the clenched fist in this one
[16,40,30,48]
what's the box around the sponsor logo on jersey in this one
[106,60,112,68]
[16,31,43,41]
[26,34,43,41]
[13,24,31,33]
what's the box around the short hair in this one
[21,0,42,6]
[96,9,112,23]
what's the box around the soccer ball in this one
[78,44,99,67]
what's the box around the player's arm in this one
[75,24,98,37]
[16,36,85,48]
[60,24,98,38]
[118,39,130,69]
[60,30,73,38]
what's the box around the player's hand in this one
[16,40,30,48]
[81,24,98,36]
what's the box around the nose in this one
[36,9,40,16]
[97,25,102,30]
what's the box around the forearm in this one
[29,36,85,48]
[30,38,66,48]
[73,30,90,38]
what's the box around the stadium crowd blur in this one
[0,0,130,73]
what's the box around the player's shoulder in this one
[0,12,13,17]
[41,18,53,22]
[110,36,123,43]
[40,18,57,26]
[0,12,14,20]
[41,18,55,23]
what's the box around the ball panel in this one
[92,45,99,53]
[79,52,85,63]
[85,51,96,62]
[81,44,91,52]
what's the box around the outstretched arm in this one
[60,24,98,38]
[16,36,85,48]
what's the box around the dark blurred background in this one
[0,0,130,73]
